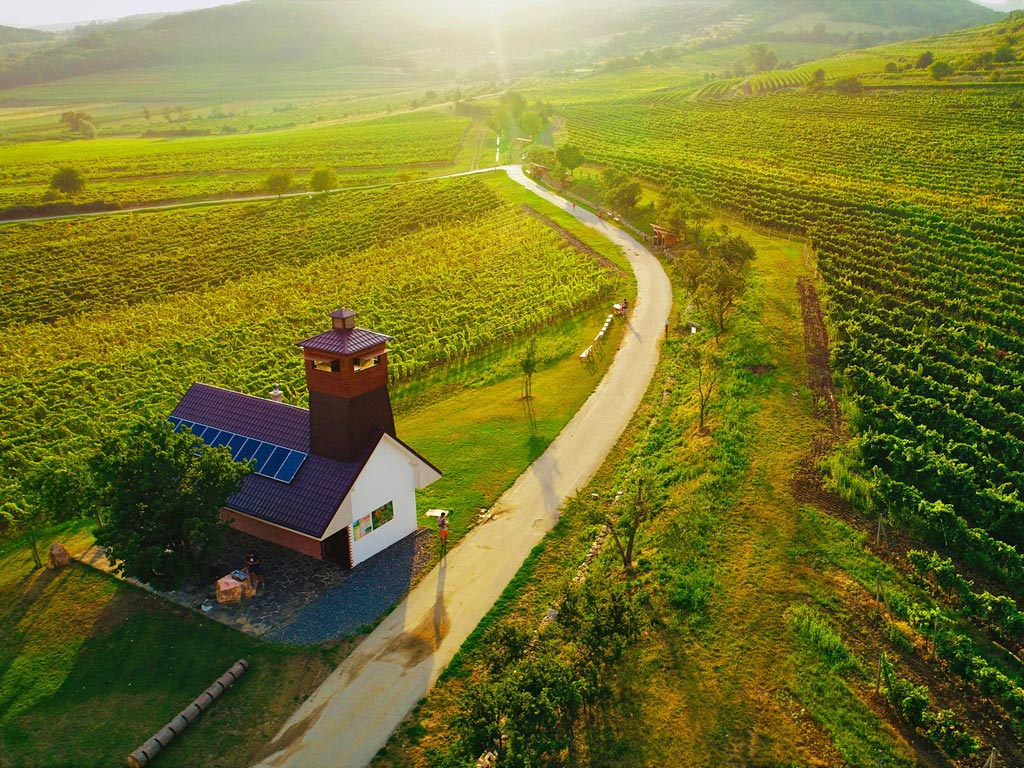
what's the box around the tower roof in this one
[297,326,391,356]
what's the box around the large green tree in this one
[91,419,250,590]
[555,144,585,175]
[747,42,778,73]
[265,170,292,197]
[309,167,337,192]
[49,166,86,197]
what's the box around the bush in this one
[834,77,863,95]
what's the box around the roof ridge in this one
[189,381,309,413]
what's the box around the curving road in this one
[254,165,672,768]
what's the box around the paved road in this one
[254,165,672,768]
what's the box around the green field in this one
[0,110,486,208]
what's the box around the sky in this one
[1,0,1020,30]
[0,0,244,29]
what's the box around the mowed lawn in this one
[0,294,627,767]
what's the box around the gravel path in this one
[266,530,434,644]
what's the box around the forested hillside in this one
[0,0,1001,90]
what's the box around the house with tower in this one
[168,308,441,568]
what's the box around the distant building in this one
[169,308,440,568]
[651,224,679,248]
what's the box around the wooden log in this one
[126,659,249,768]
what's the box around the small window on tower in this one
[354,355,380,372]
[313,359,341,373]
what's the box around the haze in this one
[0,0,243,29]
[3,0,1019,32]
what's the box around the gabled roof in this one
[297,327,391,356]
[171,383,366,538]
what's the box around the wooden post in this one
[982,748,998,768]
[126,659,249,767]
[875,570,882,613]
[875,650,884,694]
[876,513,884,548]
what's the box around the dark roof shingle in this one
[170,382,370,538]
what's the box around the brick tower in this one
[297,308,396,462]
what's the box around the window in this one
[354,355,380,372]
[313,358,341,373]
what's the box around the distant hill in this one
[0,25,53,45]
[0,0,1004,90]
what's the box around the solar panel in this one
[261,445,290,477]
[166,417,308,484]
[251,442,277,473]
[236,438,261,462]
[275,450,306,483]
[226,434,248,457]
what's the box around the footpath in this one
[253,165,672,768]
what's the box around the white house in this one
[169,308,441,568]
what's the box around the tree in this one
[265,170,292,197]
[696,255,746,340]
[309,167,337,192]
[916,51,935,69]
[806,68,827,92]
[554,144,584,175]
[930,61,954,80]
[602,168,640,213]
[688,343,723,432]
[747,42,778,73]
[549,163,569,192]
[834,76,864,95]
[91,419,251,590]
[688,202,712,246]
[994,44,1016,63]
[60,110,93,133]
[713,230,757,270]
[605,179,641,212]
[586,473,661,574]
[49,166,86,197]
[521,338,537,399]
[518,110,541,137]
[658,198,687,240]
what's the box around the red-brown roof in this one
[297,327,391,356]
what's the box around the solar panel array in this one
[168,416,308,484]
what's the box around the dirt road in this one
[254,165,672,768]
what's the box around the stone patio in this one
[79,526,437,643]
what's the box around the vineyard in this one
[548,27,1024,753]
[0,110,475,208]
[0,173,626,519]
[559,81,1024,581]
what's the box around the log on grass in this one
[126,659,249,768]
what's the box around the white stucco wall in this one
[344,437,419,566]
